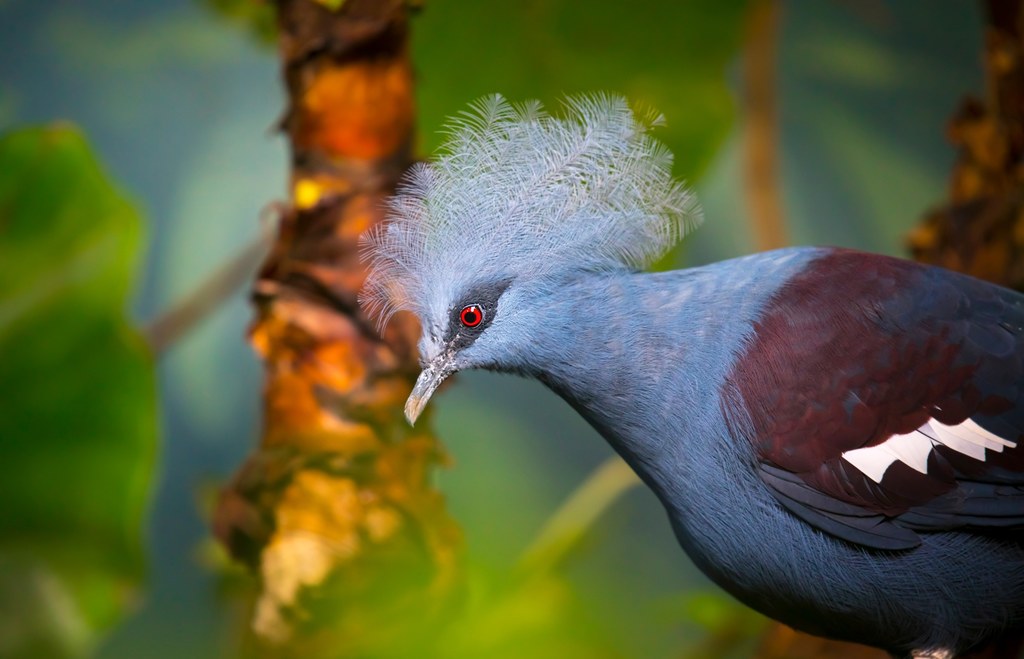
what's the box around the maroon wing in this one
[722,248,1024,550]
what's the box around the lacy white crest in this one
[359,93,702,327]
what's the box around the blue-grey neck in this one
[504,248,816,501]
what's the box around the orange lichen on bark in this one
[296,60,415,158]
[213,0,460,650]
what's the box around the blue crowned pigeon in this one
[360,95,1024,659]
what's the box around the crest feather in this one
[360,93,702,327]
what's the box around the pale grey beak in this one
[404,358,455,426]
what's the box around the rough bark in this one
[909,0,1024,291]
[212,1,460,653]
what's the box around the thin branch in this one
[517,456,641,574]
[742,0,788,252]
[144,229,272,354]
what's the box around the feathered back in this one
[360,94,702,327]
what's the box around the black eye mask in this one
[443,279,512,351]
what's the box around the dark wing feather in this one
[759,463,921,550]
[723,248,1024,550]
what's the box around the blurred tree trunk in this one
[212,1,460,655]
[757,0,1024,658]
[909,0,1024,292]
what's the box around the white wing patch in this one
[842,418,1017,484]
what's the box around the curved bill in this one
[404,360,454,426]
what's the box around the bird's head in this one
[359,94,700,425]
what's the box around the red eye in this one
[460,304,484,328]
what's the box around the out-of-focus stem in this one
[517,456,641,575]
[742,0,788,252]
[144,230,271,354]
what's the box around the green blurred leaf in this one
[413,0,748,181]
[438,570,622,659]
[656,591,767,659]
[666,591,763,633]
[203,0,277,46]
[314,0,345,11]
[0,125,157,657]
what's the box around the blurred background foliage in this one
[0,126,154,659]
[0,0,982,657]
